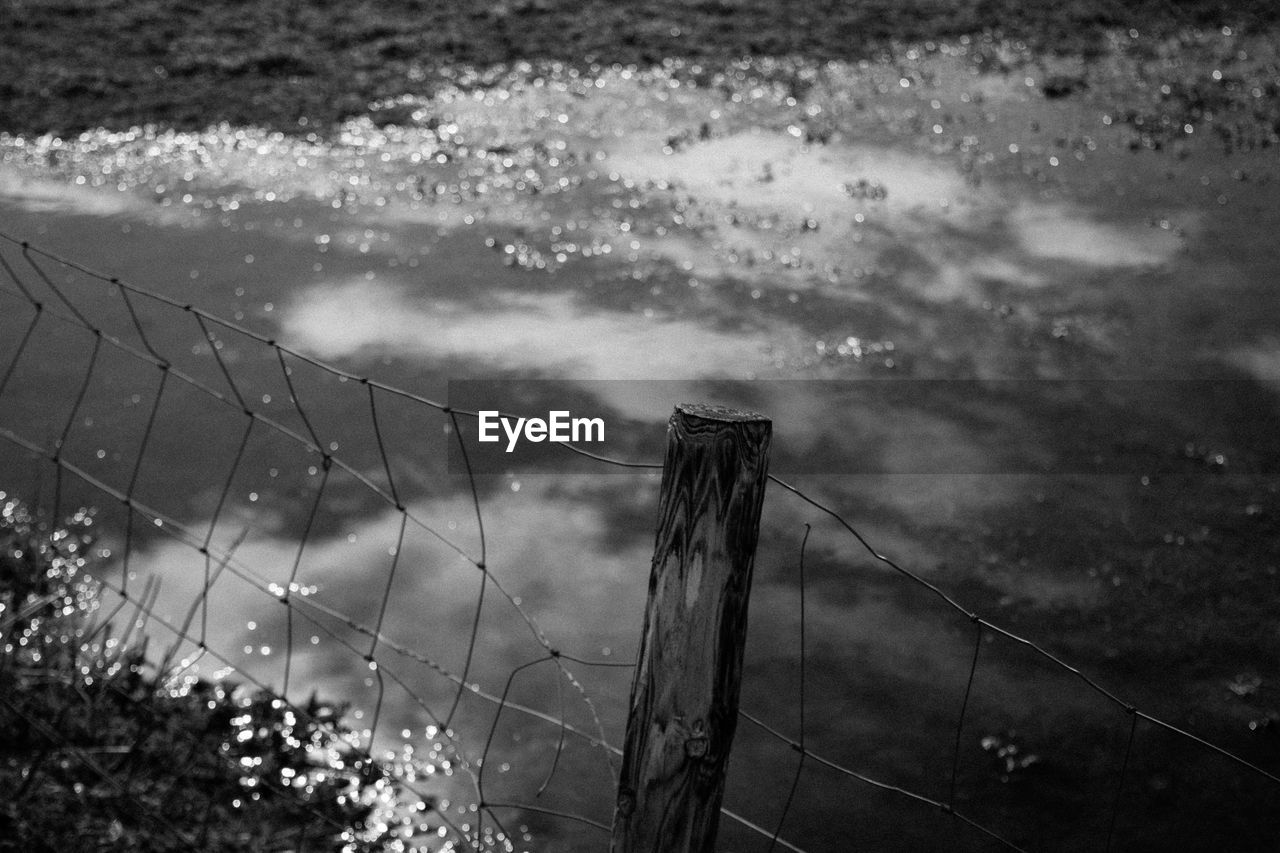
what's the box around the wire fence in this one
[1,229,1278,852]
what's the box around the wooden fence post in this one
[611,403,772,853]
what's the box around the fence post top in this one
[674,402,770,424]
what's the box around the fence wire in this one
[1,230,1278,852]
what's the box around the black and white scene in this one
[2,1,1279,851]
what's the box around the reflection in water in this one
[2,36,1280,852]
[1230,340,1280,392]
[125,477,657,829]
[1011,202,1185,267]
[280,278,801,379]
[0,167,199,224]
[609,132,968,215]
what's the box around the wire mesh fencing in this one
[1,230,1278,852]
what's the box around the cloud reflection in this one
[280,277,802,379]
[1011,202,1184,267]
[0,166,194,223]
[131,478,651,724]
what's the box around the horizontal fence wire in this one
[1,230,1278,853]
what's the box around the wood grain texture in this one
[611,403,772,853]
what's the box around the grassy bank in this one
[0,497,407,852]
[2,0,1277,135]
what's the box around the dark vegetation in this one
[0,498,396,852]
[1,0,1278,135]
